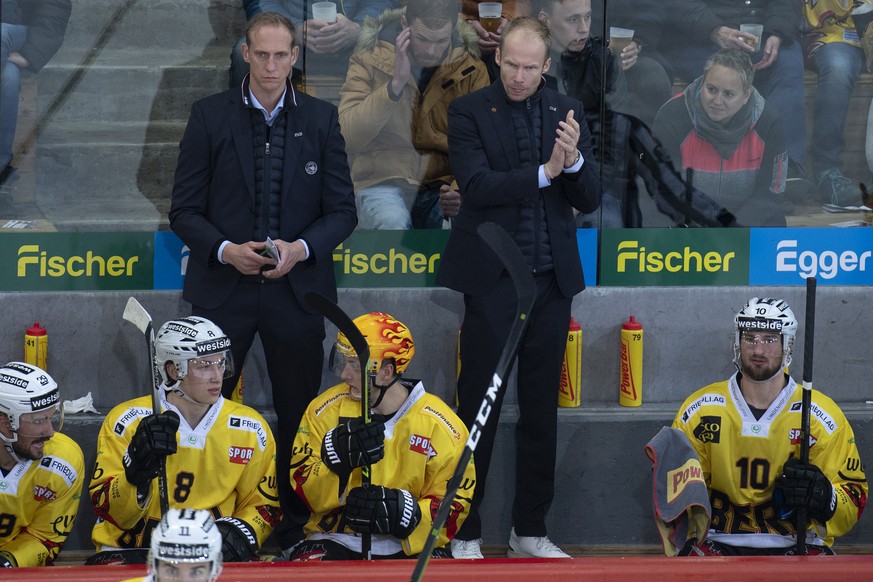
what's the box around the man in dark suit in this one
[438,17,600,559]
[169,11,357,554]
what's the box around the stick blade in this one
[305,292,370,363]
[477,222,536,317]
[122,296,153,335]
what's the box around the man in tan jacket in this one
[338,0,489,229]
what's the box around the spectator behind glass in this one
[460,0,532,80]
[803,1,869,208]
[536,0,629,228]
[229,0,400,88]
[338,0,489,230]
[653,48,788,226]
[0,0,71,209]
[660,0,807,180]
[589,0,674,127]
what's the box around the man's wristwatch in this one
[566,149,580,169]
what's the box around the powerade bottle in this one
[25,322,48,370]
[619,316,643,407]
[558,317,582,407]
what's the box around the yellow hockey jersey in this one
[673,374,867,548]
[803,0,865,55]
[90,395,280,551]
[0,432,84,566]
[291,381,474,556]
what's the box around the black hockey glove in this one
[215,517,258,562]
[344,484,422,540]
[123,410,180,488]
[0,551,16,567]
[776,458,837,523]
[321,418,385,475]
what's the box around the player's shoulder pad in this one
[45,432,85,466]
[310,384,353,419]
[676,385,728,425]
[224,403,271,451]
[107,397,154,437]
[36,447,82,489]
[417,394,465,443]
[795,389,844,436]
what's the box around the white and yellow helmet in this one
[0,362,62,439]
[734,297,798,371]
[149,508,222,581]
[154,317,234,387]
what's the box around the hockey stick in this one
[796,276,817,554]
[304,291,373,560]
[410,222,536,582]
[122,297,170,517]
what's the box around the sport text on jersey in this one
[228,446,254,465]
[33,484,57,501]
[196,337,230,356]
[409,435,437,460]
[156,542,211,560]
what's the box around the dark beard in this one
[741,359,782,382]
[12,439,46,461]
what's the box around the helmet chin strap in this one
[370,372,399,410]
[171,386,213,409]
[165,376,213,410]
[0,436,22,465]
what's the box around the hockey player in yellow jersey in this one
[88,316,280,565]
[673,297,867,555]
[288,312,475,560]
[0,362,84,567]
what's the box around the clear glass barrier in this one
[3,0,870,233]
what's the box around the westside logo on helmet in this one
[196,337,230,356]
[30,389,59,410]
[4,362,35,375]
[0,373,28,389]
[164,322,198,338]
[736,318,783,332]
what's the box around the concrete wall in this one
[1,286,870,554]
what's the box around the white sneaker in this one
[451,537,484,559]
[507,528,570,558]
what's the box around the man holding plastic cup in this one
[461,1,531,79]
